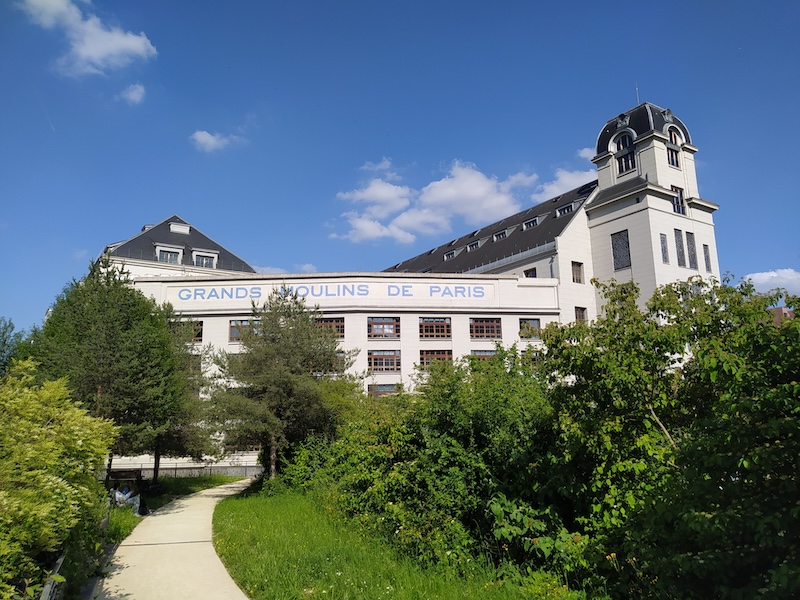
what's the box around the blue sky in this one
[2,1,799,332]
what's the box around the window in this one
[674,229,686,267]
[667,147,680,168]
[671,186,686,215]
[519,318,541,339]
[523,217,538,230]
[467,241,480,252]
[419,349,453,368]
[493,230,507,241]
[159,250,179,264]
[616,133,636,174]
[686,232,698,269]
[229,319,250,342]
[192,321,203,343]
[194,254,215,268]
[419,317,451,339]
[367,350,401,372]
[470,350,496,360]
[524,267,537,278]
[443,250,455,261]
[470,317,502,339]
[660,233,670,264]
[668,128,682,145]
[572,261,584,284]
[368,316,400,338]
[367,383,397,397]
[575,307,587,322]
[703,244,712,273]
[317,317,345,338]
[611,230,631,270]
[557,204,574,217]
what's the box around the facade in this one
[105,102,719,393]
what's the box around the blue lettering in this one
[429,285,441,296]
[402,285,413,297]
[295,286,309,297]
[357,284,369,296]
[326,285,338,297]
[194,289,206,300]
[342,284,355,296]
[473,286,485,298]
[221,288,233,299]
[388,285,400,296]
[454,286,466,297]
[250,287,262,300]
[207,288,220,300]
[310,285,324,297]
[441,286,454,297]
[178,289,191,300]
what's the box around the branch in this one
[648,404,678,450]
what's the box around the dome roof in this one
[595,102,691,155]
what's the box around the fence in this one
[101,463,263,480]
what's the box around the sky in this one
[2,0,799,332]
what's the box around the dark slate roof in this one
[595,102,691,156]
[384,181,598,274]
[585,176,649,209]
[104,215,256,273]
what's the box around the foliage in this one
[0,317,24,377]
[24,258,203,470]
[0,360,116,599]
[210,288,356,477]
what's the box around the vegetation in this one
[0,317,24,376]
[0,360,116,599]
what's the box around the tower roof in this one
[595,102,691,155]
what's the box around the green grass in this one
[106,475,245,543]
[213,490,582,600]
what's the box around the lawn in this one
[213,490,581,600]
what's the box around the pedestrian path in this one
[94,479,252,600]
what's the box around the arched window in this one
[615,133,636,174]
[667,128,681,167]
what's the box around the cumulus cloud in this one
[334,161,540,244]
[359,157,401,181]
[296,263,317,273]
[118,83,145,105]
[20,0,157,77]
[744,268,800,295]
[578,147,595,160]
[530,168,595,203]
[189,130,245,152]
[253,265,288,274]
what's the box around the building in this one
[105,102,719,393]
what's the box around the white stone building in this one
[105,102,719,393]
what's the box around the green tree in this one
[0,360,116,598]
[0,317,24,376]
[25,259,202,479]
[211,288,355,478]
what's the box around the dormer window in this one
[156,244,184,265]
[493,230,507,242]
[615,133,636,174]
[443,250,455,261]
[522,217,538,230]
[467,240,480,252]
[556,204,573,217]
[192,249,219,269]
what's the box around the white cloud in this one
[530,168,595,203]
[118,83,145,105]
[744,268,800,295]
[189,130,244,152]
[296,263,317,273]
[578,147,595,160]
[253,265,287,274]
[20,0,157,77]
[359,157,400,181]
[336,179,414,219]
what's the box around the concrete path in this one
[94,479,252,600]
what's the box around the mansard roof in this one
[103,215,256,273]
[595,101,692,156]
[384,180,598,274]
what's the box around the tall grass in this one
[214,490,582,599]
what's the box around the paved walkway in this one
[94,479,252,600]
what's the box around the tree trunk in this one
[153,449,161,483]
[269,434,277,480]
[104,454,113,487]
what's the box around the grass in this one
[106,475,245,543]
[213,490,582,600]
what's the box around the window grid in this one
[674,229,686,267]
[444,250,455,261]
[667,147,680,168]
[493,230,507,241]
[660,233,670,264]
[419,349,453,368]
[192,321,203,343]
[686,232,698,269]
[523,217,538,230]
[229,319,249,342]
[611,230,631,270]
[703,244,712,273]
[467,241,480,252]
[575,307,587,322]
[519,318,541,339]
[524,267,537,278]
[367,383,397,397]
[616,134,636,174]
[671,186,686,215]
[557,204,574,217]
[317,317,345,338]
[367,350,401,372]
[159,250,179,264]
[367,316,400,338]
[470,350,496,360]
[419,317,451,339]
[195,255,214,268]
[470,318,502,339]
[572,261,584,284]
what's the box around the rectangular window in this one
[575,307,587,322]
[317,317,345,338]
[674,229,686,267]
[611,230,632,270]
[194,255,214,268]
[368,316,400,338]
[419,317,451,339]
[519,318,541,339]
[703,244,712,273]
[686,232,698,269]
[367,383,397,397]
[229,319,249,342]
[667,147,680,168]
[557,204,574,217]
[660,233,670,264]
[617,152,636,174]
[572,261,584,284]
[159,250,179,264]
[192,321,203,343]
[444,250,455,261]
[467,241,480,252]
[367,350,401,372]
[671,186,686,215]
[419,349,453,369]
[470,317,502,339]
[470,350,496,360]
[524,267,537,278]
[493,230,507,241]
[523,217,538,230]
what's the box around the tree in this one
[211,288,354,478]
[24,259,202,479]
[0,360,116,597]
[0,317,24,376]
